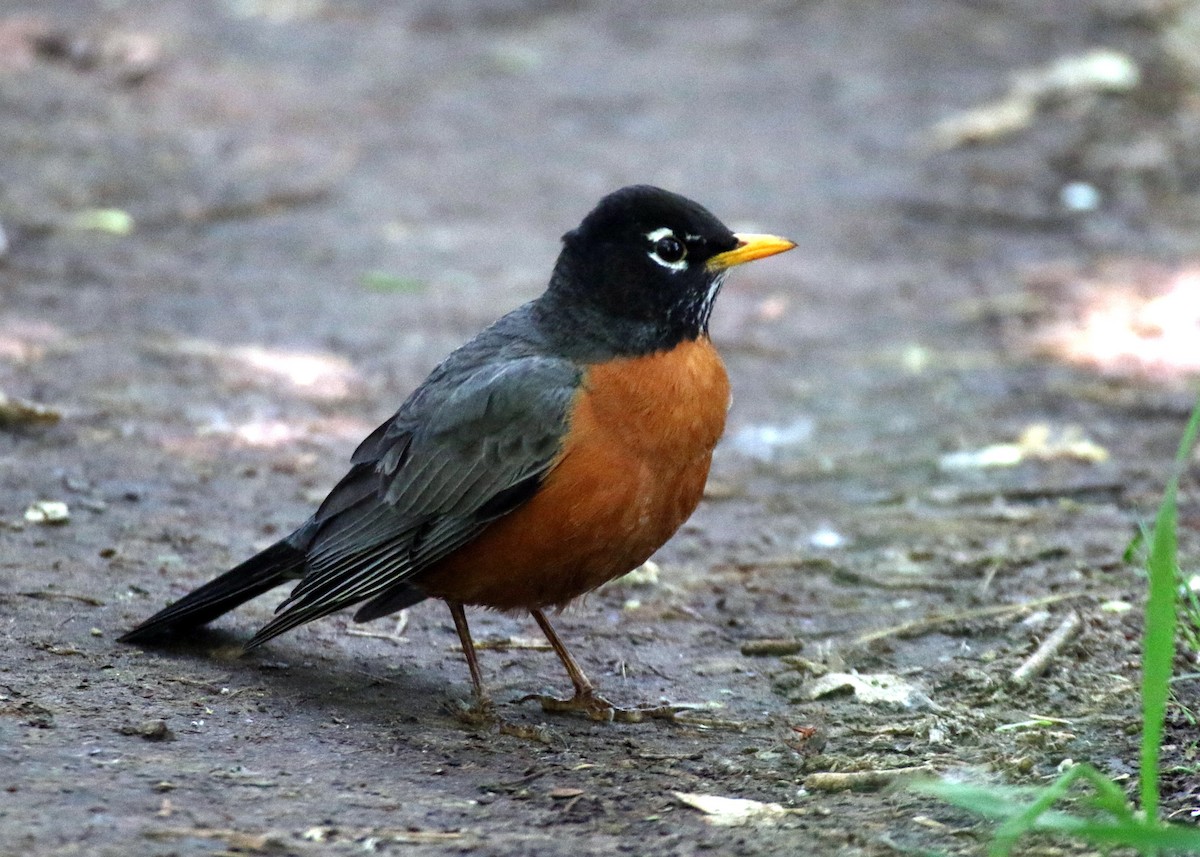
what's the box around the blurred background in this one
[3,2,1200,855]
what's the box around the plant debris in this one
[927,48,1139,150]
[794,672,937,711]
[939,424,1109,470]
[0,393,61,428]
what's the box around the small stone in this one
[119,719,175,741]
[1060,181,1100,212]
[24,501,70,525]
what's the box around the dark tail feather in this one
[118,540,304,644]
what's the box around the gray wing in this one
[245,355,581,646]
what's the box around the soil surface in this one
[2,2,1199,855]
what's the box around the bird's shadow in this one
[121,624,479,731]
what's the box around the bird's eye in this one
[644,227,689,271]
[654,235,686,264]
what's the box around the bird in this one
[119,185,795,721]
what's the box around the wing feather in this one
[253,352,581,639]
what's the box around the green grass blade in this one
[913,394,1200,856]
[1057,820,1200,851]
[1141,394,1200,821]
[913,776,1200,853]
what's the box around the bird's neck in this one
[535,260,710,360]
[532,287,706,362]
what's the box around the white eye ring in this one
[645,227,688,272]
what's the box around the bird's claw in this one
[522,689,620,721]
[452,695,499,726]
[521,690,705,723]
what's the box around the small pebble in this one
[119,719,175,742]
[1060,181,1101,212]
[24,501,70,525]
[548,788,584,800]
[809,527,845,549]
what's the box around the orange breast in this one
[418,338,731,611]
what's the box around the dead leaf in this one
[674,792,801,826]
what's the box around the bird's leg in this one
[524,608,717,724]
[524,608,620,721]
[448,601,494,720]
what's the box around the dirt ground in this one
[3,1,1200,855]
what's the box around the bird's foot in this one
[523,689,620,721]
[521,689,705,724]
[452,695,499,726]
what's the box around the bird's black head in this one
[543,185,794,355]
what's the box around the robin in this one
[120,185,795,721]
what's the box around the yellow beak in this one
[706,233,796,271]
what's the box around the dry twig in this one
[1010,611,1082,686]
[854,592,1085,646]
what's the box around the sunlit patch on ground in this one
[155,338,366,400]
[210,417,306,447]
[0,316,67,362]
[1025,262,1200,377]
[209,414,377,449]
[156,413,377,455]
